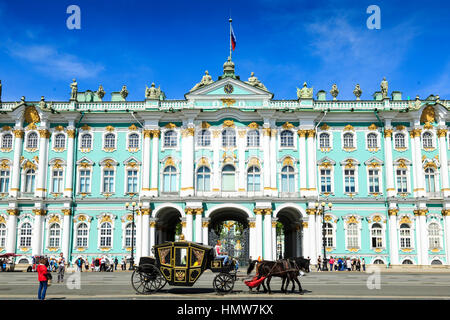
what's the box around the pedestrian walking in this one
[346,258,352,271]
[362,258,366,272]
[85,258,89,271]
[329,256,334,272]
[114,257,118,271]
[76,257,83,272]
[37,258,49,300]
[57,253,65,283]
[100,257,106,272]
[356,258,361,272]
[317,256,322,272]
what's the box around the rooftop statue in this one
[190,70,214,92]
[120,85,128,100]
[146,82,162,99]
[70,79,78,101]
[38,96,46,109]
[353,84,362,100]
[297,82,313,99]
[381,77,388,98]
[246,72,268,91]
[97,85,105,100]
[330,84,339,100]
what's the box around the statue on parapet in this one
[146,82,162,99]
[97,85,105,100]
[246,72,268,91]
[120,85,128,100]
[190,71,214,92]
[70,79,78,100]
[381,77,388,98]
[353,84,362,100]
[297,82,313,99]
[330,84,339,100]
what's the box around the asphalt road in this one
[1,269,450,300]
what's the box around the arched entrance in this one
[207,207,250,266]
[275,206,303,259]
[154,207,182,244]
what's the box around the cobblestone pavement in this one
[1,269,450,300]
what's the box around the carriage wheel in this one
[213,273,235,294]
[131,264,167,294]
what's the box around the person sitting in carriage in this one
[214,240,230,265]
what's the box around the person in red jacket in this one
[37,258,49,300]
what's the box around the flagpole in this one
[229,18,232,59]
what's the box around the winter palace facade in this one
[0,57,450,266]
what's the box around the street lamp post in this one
[315,202,333,271]
[125,201,142,270]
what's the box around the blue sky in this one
[0,0,449,101]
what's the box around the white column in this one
[388,208,399,265]
[194,209,203,243]
[63,127,75,197]
[31,210,45,256]
[249,220,256,260]
[135,212,142,262]
[438,129,450,197]
[35,128,50,198]
[409,130,419,197]
[307,130,317,197]
[6,209,18,253]
[185,209,194,241]
[263,209,273,260]
[384,128,396,197]
[443,210,450,265]
[181,218,187,239]
[307,207,317,263]
[10,128,23,197]
[61,209,71,261]
[202,220,209,245]
[149,219,156,256]
[272,220,277,260]
[180,127,195,197]
[316,212,323,262]
[302,219,310,259]
[255,209,263,259]
[141,208,150,257]
[262,128,271,196]
[418,211,428,265]
[150,129,160,197]
[141,130,152,196]
[237,130,246,193]
[270,129,277,196]
[413,129,426,197]
[212,130,221,194]
[298,130,307,196]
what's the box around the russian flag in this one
[230,25,236,51]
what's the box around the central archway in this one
[206,206,251,266]
[274,205,304,259]
[154,206,183,244]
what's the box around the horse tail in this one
[247,260,257,275]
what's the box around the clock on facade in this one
[224,84,234,94]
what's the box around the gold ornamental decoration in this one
[7,209,19,216]
[165,123,177,129]
[248,122,259,129]
[48,215,60,224]
[181,127,195,137]
[396,125,406,131]
[164,157,175,167]
[384,129,393,137]
[223,120,235,127]
[24,106,40,124]
[282,157,294,167]
[2,125,11,131]
[423,122,433,130]
[442,209,450,216]
[306,129,315,138]
[221,98,236,107]
[399,215,412,224]
[297,130,306,137]
[67,129,76,138]
[128,124,138,131]
[143,130,152,138]
[33,209,47,216]
[343,124,354,131]
[368,123,378,131]
[81,124,91,131]
[420,105,436,124]
[38,129,50,139]
[320,123,330,131]
[201,121,211,129]
[282,122,294,129]
[437,128,447,138]
[13,129,24,138]
[345,215,358,225]
[105,125,115,132]
[249,222,256,228]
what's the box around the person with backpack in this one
[37,258,50,300]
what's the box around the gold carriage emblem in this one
[212,260,222,268]
[175,270,186,281]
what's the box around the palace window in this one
[319,133,330,148]
[51,169,64,193]
[126,169,138,193]
[343,132,354,148]
[368,169,380,193]
[128,133,139,149]
[1,133,13,149]
[48,223,61,248]
[163,166,177,192]
[0,223,6,248]
[221,165,236,191]
[80,133,92,149]
[247,166,261,192]
[428,222,441,250]
[79,169,91,193]
[27,132,38,149]
[125,223,136,248]
[324,223,333,247]
[280,130,294,147]
[103,169,115,193]
[164,130,177,147]
[281,165,295,193]
[197,130,211,147]
[19,222,32,247]
[424,168,436,193]
[422,132,433,149]
[99,222,112,247]
[24,169,36,193]
[247,130,260,147]
[396,168,408,193]
[344,169,356,193]
[394,133,406,149]
[371,223,383,248]
[399,223,412,249]
[0,169,10,193]
[367,133,378,148]
[373,259,385,264]
[402,259,413,264]
[320,168,332,193]
[196,166,211,192]
[104,133,116,149]
[54,133,66,150]
[222,129,236,147]
[347,223,359,249]
[76,223,89,247]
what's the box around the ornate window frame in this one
[123,157,141,196]
[323,213,338,252]
[221,163,238,193]
[49,158,66,196]
[340,158,359,196]
[160,156,179,194]
[17,214,33,252]
[367,214,387,252]
[73,214,92,251]
[246,157,262,195]
[279,129,296,150]
[341,131,356,152]
[102,127,117,152]
[195,157,212,195]
[96,213,116,251]
[161,126,179,150]
[76,157,94,195]
[0,159,11,195]
[0,129,13,152]
[278,156,298,196]
[393,129,408,152]
[196,128,212,149]
[426,214,443,252]
[246,129,261,148]
[397,214,415,252]
[317,157,335,196]
[365,131,380,152]
[20,159,38,195]
[364,157,384,196]
[52,130,67,152]
[343,215,362,252]
[79,130,93,153]
[421,129,436,151]
[99,158,118,196]
[393,158,412,196]
[25,130,39,153]
[121,214,136,250]
[126,131,141,153]
[45,214,62,251]
[423,159,440,195]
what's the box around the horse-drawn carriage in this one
[131,241,237,294]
